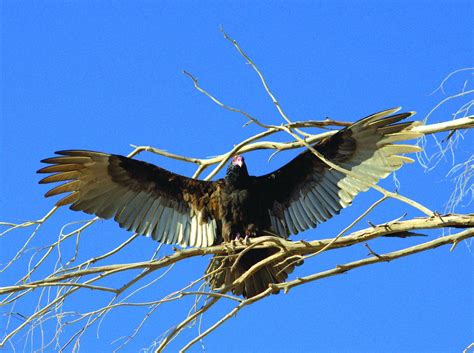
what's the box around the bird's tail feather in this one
[206,248,302,298]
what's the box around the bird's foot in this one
[230,233,243,247]
[232,233,251,246]
[242,230,257,245]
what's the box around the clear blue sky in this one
[1,1,473,352]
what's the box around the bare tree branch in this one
[178,228,473,352]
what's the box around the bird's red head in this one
[232,155,244,168]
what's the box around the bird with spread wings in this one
[38,108,422,298]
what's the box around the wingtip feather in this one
[56,192,80,206]
[44,180,80,197]
[55,150,110,157]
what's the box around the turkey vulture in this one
[38,108,422,298]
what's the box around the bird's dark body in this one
[37,108,422,298]
[220,167,270,242]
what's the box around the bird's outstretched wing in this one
[38,151,219,247]
[255,108,423,237]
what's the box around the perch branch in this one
[178,227,474,352]
[1,213,471,297]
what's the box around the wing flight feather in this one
[255,108,423,237]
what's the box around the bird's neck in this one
[225,166,250,188]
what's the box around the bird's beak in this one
[235,160,243,168]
